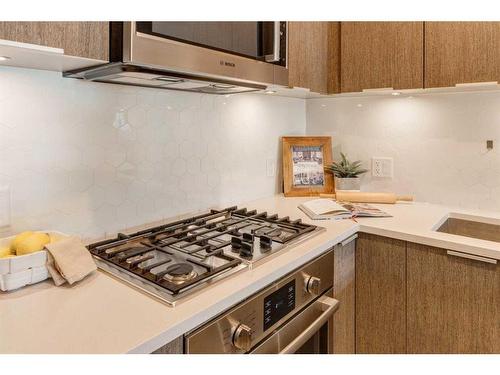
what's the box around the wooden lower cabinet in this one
[333,236,356,353]
[151,336,184,354]
[407,243,500,353]
[355,233,407,353]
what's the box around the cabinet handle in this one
[362,87,394,92]
[455,81,498,88]
[446,250,497,265]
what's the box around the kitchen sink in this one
[435,213,500,243]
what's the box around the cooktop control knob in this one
[231,236,242,252]
[304,275,321,296]
[240,241,254,258]
[260,235,272,250]
[242,232,254,242]
[233,323,252,352]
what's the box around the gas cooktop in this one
[87,206,323,305]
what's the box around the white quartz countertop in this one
[1,195,499,354]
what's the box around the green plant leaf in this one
[326,153,368,178]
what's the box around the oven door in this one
[120,22,288,86]
[251,292,339,354]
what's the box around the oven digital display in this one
[263,280,296,331]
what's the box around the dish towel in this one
[45,236,97,286]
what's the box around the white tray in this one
[0,265,49,291]
[0,231,67,292]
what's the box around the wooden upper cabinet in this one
[407,243,500,353]
[340,22,424,92]
[0,22,109,61]
[288,22,340,94]
[425,22,500,88]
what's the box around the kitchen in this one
[1,0,499,372]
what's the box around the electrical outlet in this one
[266,159,276,177]
[372,157,393,178]
[0,186,11,228]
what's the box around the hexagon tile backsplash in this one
[0,66,305,239]
[4,66,500,240]
[307,92,500,212]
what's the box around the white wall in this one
[306,92,500,211]
[0,66,306,239]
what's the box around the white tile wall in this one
[0,66,305,239]
[4,65,500,240]
[306,92,500,211]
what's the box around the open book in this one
[298,198,391,220]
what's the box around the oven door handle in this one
[279,296,339,354]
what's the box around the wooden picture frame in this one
[282,136,334,197]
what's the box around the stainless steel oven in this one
[65,22,288,95]
[185,250,338,354]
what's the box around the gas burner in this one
[87,205,323,305]
[164,263,198,284]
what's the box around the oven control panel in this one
[185,250,334,353]
[264,280,295,331]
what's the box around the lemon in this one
[10,231,34,252]
[0,246,13,258]
[16,232,50,256]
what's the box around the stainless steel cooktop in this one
[87,206,323,306]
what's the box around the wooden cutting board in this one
[319,191,413,204]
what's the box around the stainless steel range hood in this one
[64,63,266,95]
[64,22,287,95]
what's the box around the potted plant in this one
[325,152,368,191]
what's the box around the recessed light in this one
[211,83,236,89]
[0,56,11,61]
[153,76,184,83]
[391,92,401,96]
[357,103,363,108]
[265,90,276,94]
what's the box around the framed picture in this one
[282,136,334,197]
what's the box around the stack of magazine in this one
[298,198,391,220]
